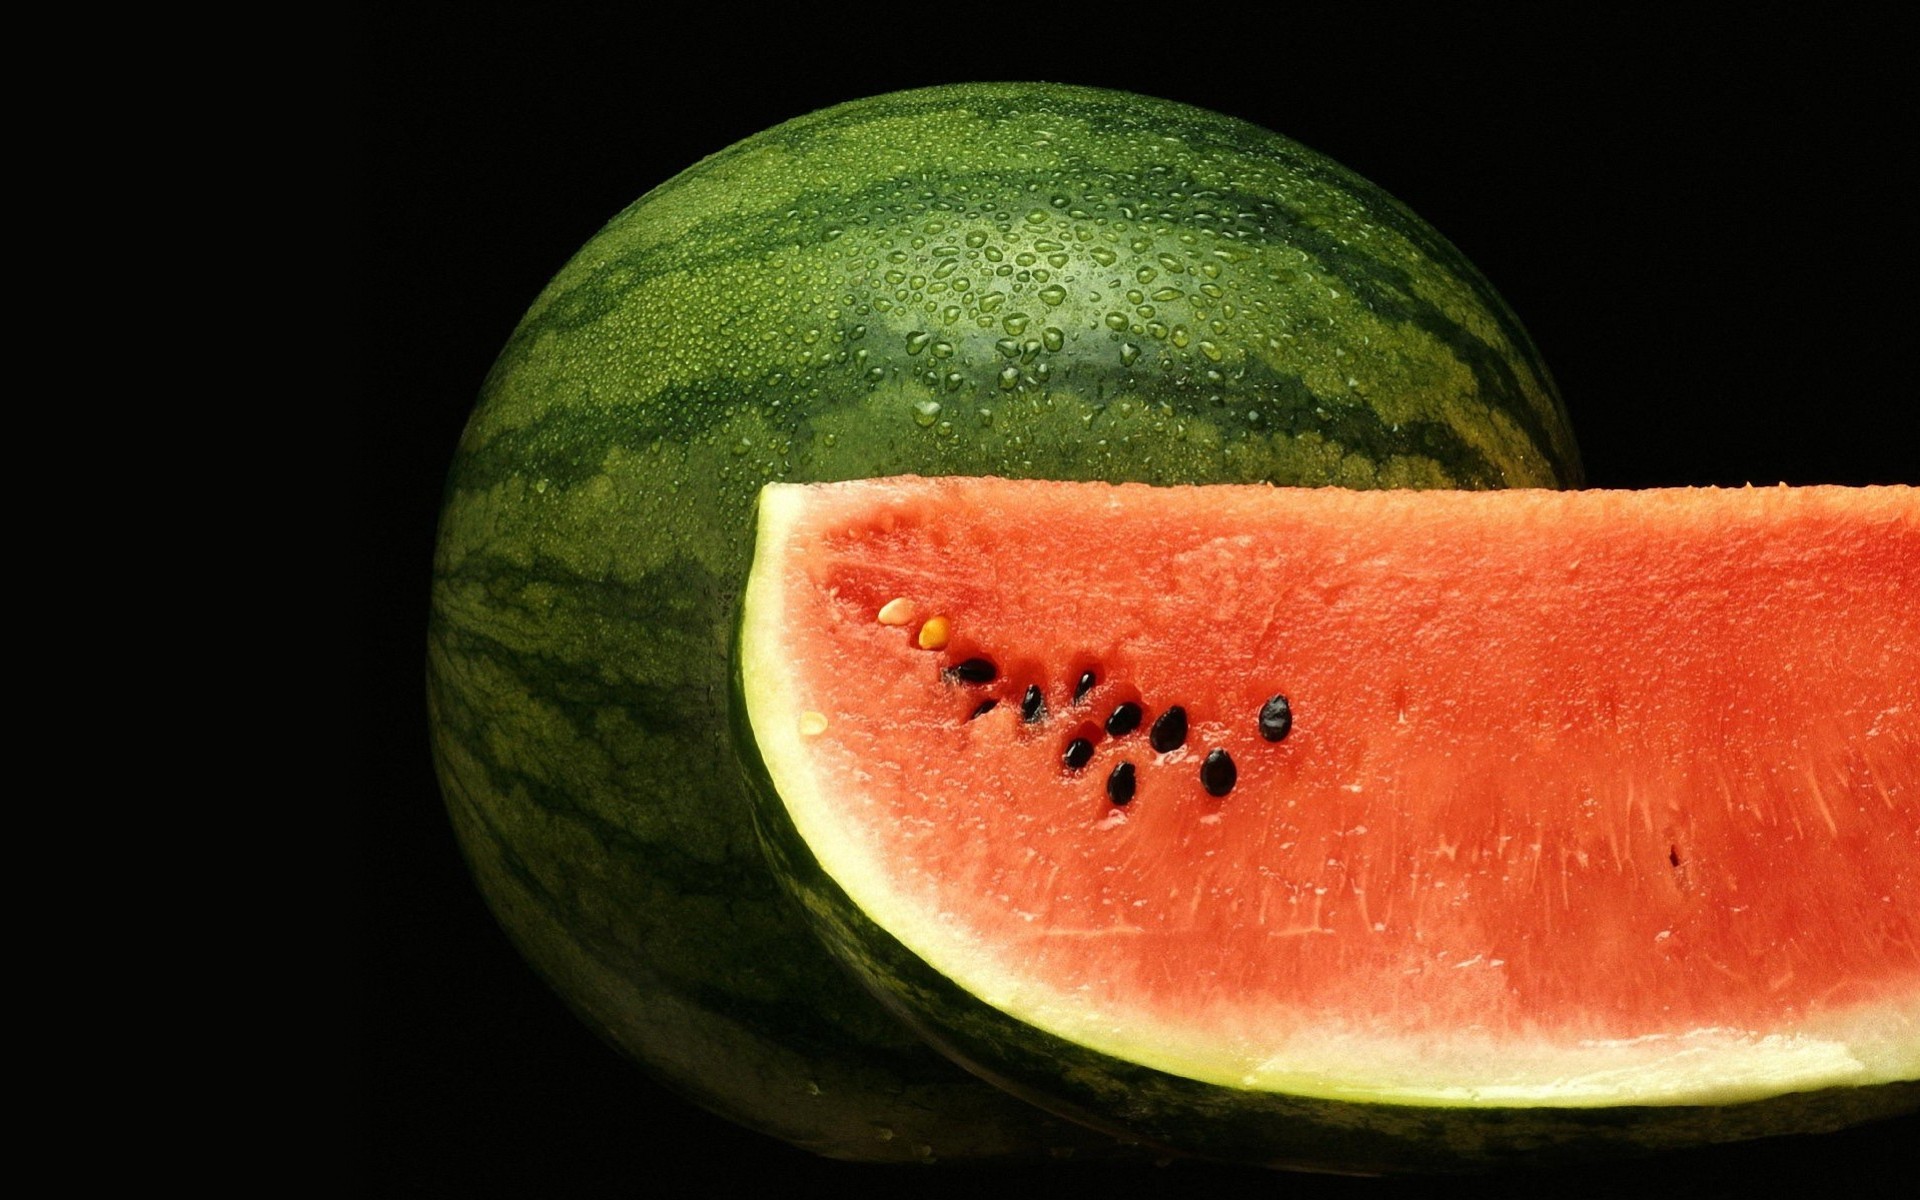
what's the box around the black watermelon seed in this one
[967,699,998,720]
[1105,701,1143,737]
[1258,693,1293,742]
[1149,706,1188,753]
[1063,737,1094,771]
[1021,684,1048,723]
[1074,670,1097,702]
[947,657,997,684]
[1106,761,1136,806]
[1201,748,1237,797]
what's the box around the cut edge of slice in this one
[738,478,1920,1113]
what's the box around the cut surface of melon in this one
[740,478,1920,1106]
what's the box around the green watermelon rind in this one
[428,80,1583,1161]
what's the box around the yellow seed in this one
[917,616,951,650]
[876,597,913,625]
[799,711,829,736]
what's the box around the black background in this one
[355,5,1914,1196]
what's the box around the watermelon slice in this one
[736,476,1919,1170]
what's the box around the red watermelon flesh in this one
[739,477,1919,1106]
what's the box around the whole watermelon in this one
[427,81,1582,1162]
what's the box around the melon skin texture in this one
[737,477,1919,1171]
[427,82,1580,1160]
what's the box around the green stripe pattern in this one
[429,82,1581,1161]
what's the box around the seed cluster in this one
[886,602,1295,810]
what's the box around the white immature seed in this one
[877,597,913,626]
[799,711,829,736]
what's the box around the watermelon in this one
[427,82,1581,1159]
[738,475,1920,1171]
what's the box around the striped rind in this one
[429,81,1582,1160]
